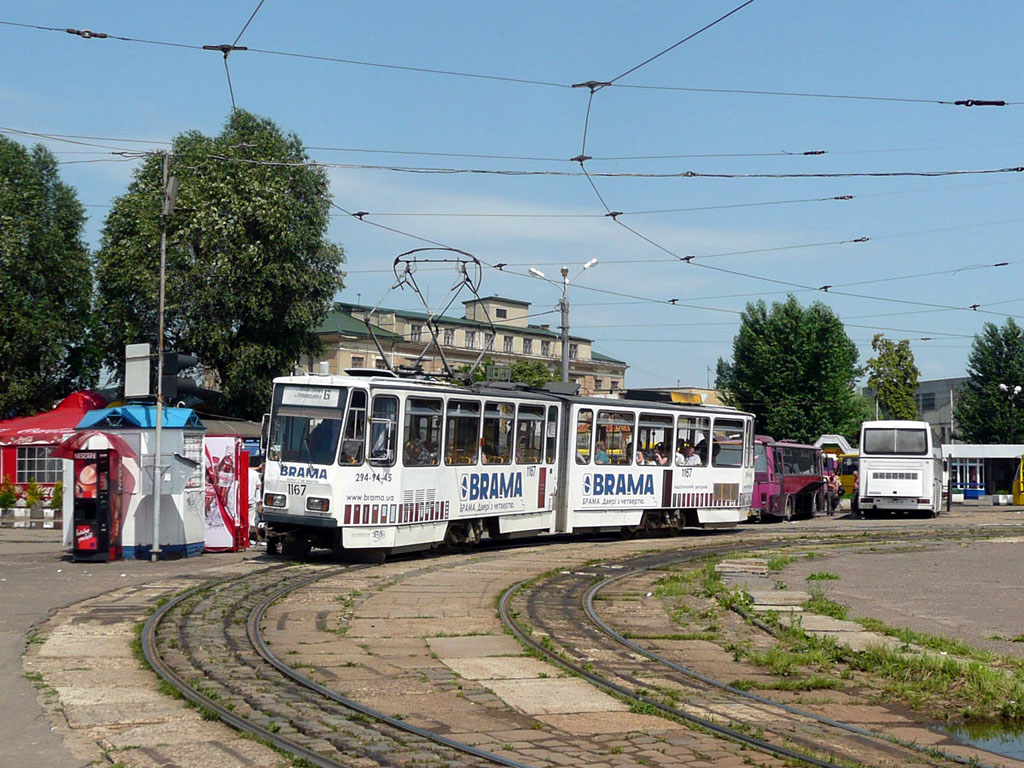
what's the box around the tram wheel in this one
[266,536,280,556]
[784,496,794,522]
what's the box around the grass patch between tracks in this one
[656,555,1024,724]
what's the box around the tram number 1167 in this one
[288,484,307,496]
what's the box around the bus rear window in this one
[863,428,928,455]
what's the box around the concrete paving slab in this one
[751,605,803,614]
[747,590,809,605]
[714,559,768,575]
[63,701,179,728]
[54,685,166,707]
[444,655,558,680]
[341,675,439,697]
[539,711,684,735]
[484,678,629,715]
[115,739,281,768]
[783,614,865,632]
[346,616,497,637]
[426,634,523,658]
[393,692,530,735]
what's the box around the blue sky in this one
[4,1,1022,388]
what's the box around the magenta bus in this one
[752,436,826,522]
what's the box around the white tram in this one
[261,372,756,557]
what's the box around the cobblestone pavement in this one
[7,506,1024,767]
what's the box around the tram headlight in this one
[306,497,330,512]
[264,493,286,508]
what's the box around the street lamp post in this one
[999,383,1022,444]
[529,259,597,383]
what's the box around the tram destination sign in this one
[281,386,341,408]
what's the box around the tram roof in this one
[274,373,752,416]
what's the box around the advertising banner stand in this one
[203,435,250,552]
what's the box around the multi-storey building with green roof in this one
[303,296,628,395]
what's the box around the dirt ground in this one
[776,517,1024,658]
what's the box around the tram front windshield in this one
[269,385,347,465]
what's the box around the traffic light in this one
[161,352,199,400]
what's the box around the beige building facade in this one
[303,297,628,396]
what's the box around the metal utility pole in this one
[152,153,177,562]
[559,267,570,383]
[529,259,597,385]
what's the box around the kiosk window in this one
[17,446,62,484]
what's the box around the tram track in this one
[137,522,1024,768]
[141,561,536,768]
[497,527,1023,768]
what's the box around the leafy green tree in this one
[94,110,345,419]
[715,295,863,443]
[510,360,558,388]
[865,334,920,420]
[0,137,96,416]
[953,318,1024,443]
[456,357,556,388]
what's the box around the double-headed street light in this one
[999,383,1022,443]
[529,259,598,383]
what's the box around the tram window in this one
[369,395,398,466]
[515,405,545,464]
[445,399,480,466]
[637,412,673,465]
[597,410,633,465]
[339,389,367,465]
[545,405,558,464]
[404,398,442,467]
[676,415,710,467]
[481,401,513,464]
[576,409,593,464]
[711,418,745,468]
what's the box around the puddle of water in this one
[947,721,1024,761]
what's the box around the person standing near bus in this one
[851,470,860,515]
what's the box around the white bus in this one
[260,372,755,557]
[857,419,942,517]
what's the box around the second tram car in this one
[260,372,756,557]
